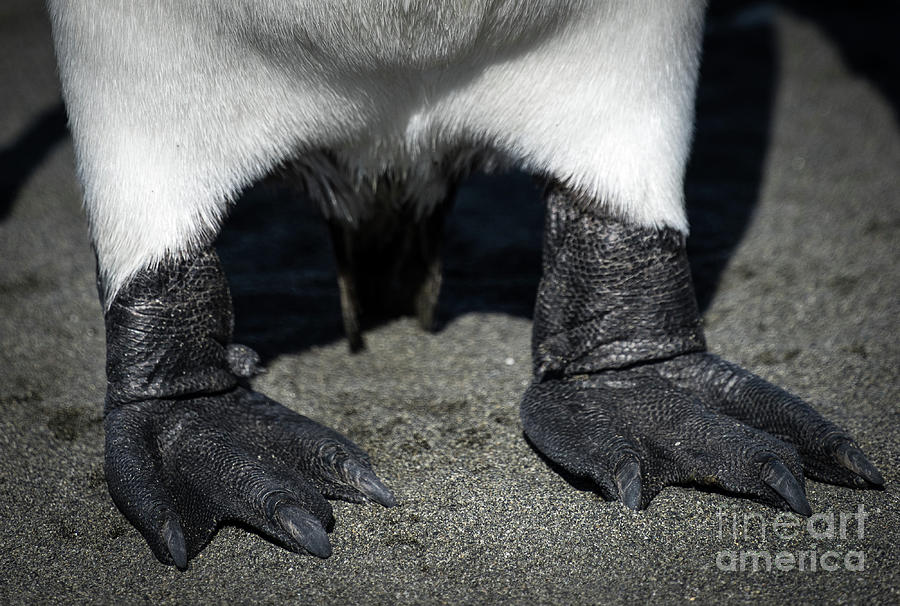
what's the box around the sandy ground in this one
[1,2,897,604]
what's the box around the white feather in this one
[48,0,706,300]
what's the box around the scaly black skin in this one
[102,185,883,569]
[102,248,396,569]
[520,186,884,514]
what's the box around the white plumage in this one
[48,0,706,301]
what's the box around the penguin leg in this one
[520,186,884,514]
[102,248,396,569]
[327,188,454,351]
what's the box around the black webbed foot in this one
[102,248,394,568]
[105,387,395,567]
[520,186,883,515]
[521,366,852,515]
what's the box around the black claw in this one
[358,471,398,507]
[761,459,812,516]
[834,441,884,486]
[344,461,398,507]
[161,518,187,570]
[615,459,642,511]
[274,506,332,558]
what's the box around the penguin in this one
[47,0,883,569]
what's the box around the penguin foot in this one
[100,248,395,568]
[521,186,883,514]
[520,354,883,515]
[105,386,396,569]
